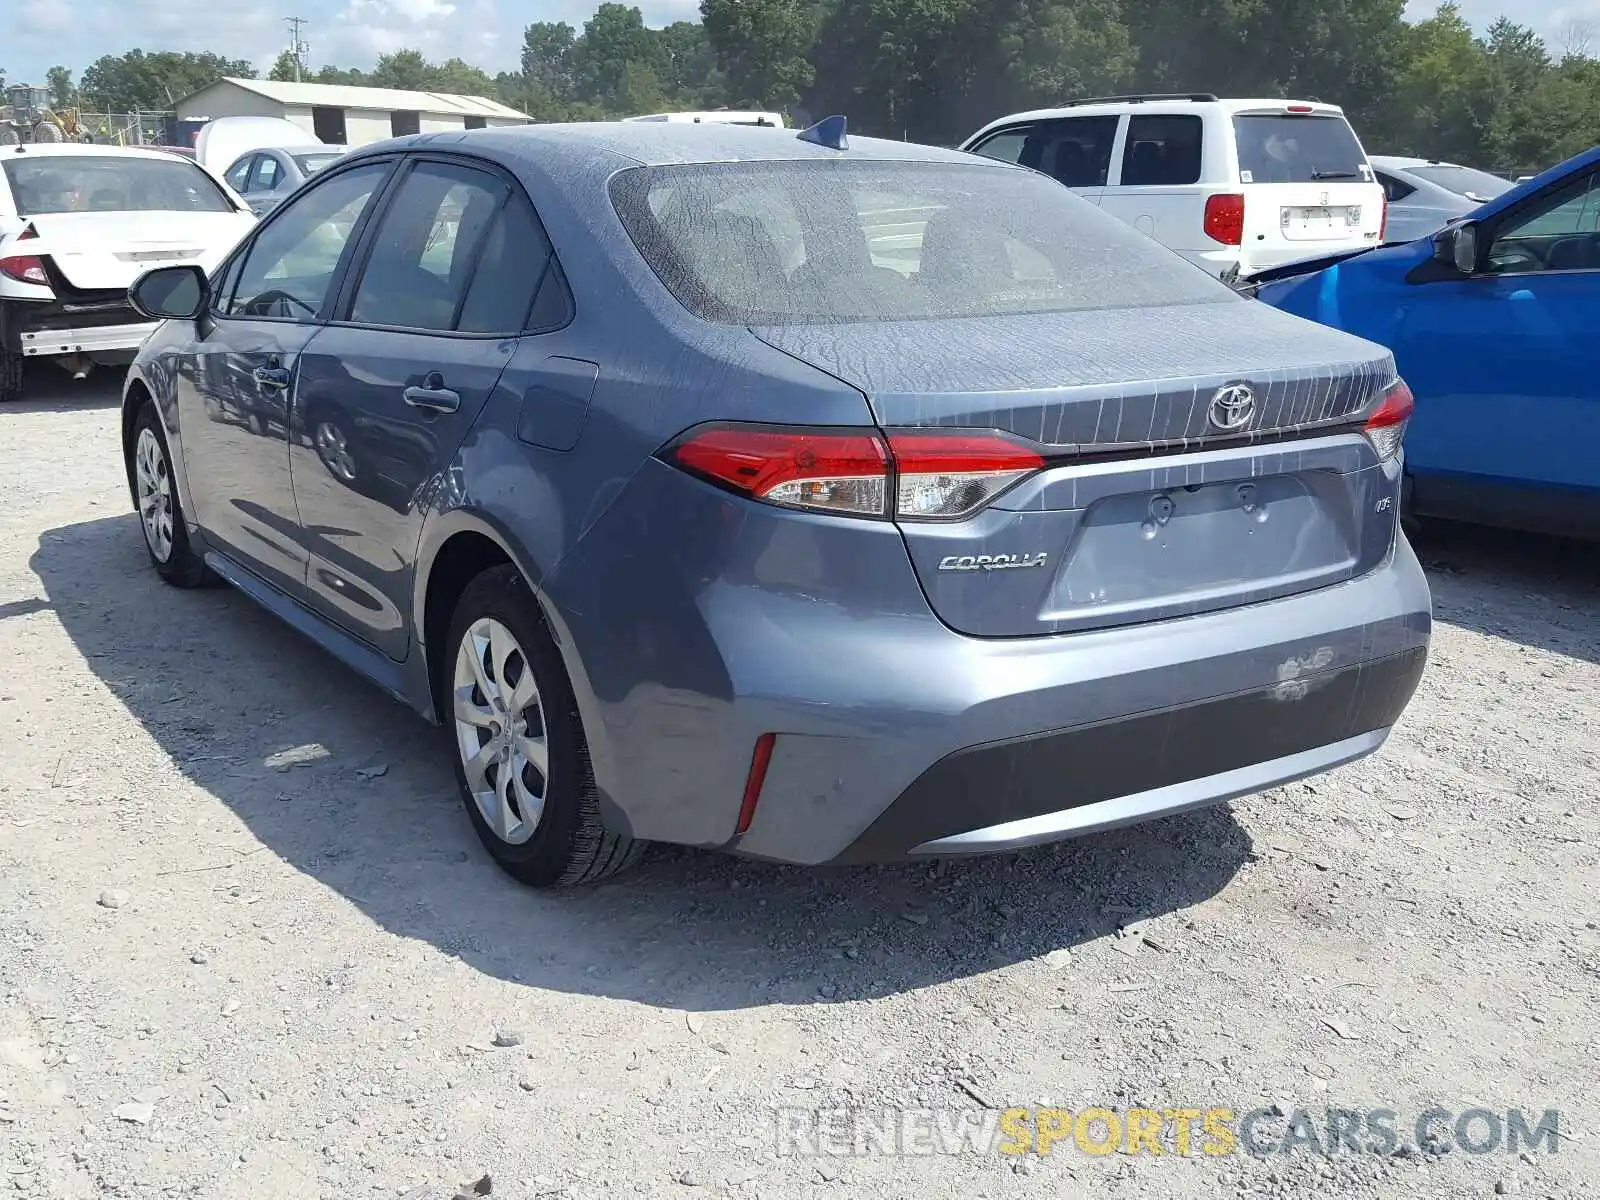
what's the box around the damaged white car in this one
[0,142,256,402]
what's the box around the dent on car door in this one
[291,157,570,660]
[1399,166,1600,511]
[176,159,394,597]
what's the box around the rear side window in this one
[1233,114,1367,185]
[610,159,1236,326]
[1120,115,1204,186]
[1376,172,1416,203]
[225,157,253,192]
[973,117,1118,189]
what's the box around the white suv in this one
[961,94,1386,279]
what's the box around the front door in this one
[291,157,562,660]
[177,159,394,596]
[1397,165,1600,505]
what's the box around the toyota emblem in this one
[1208,384,1257,432]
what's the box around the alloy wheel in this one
[134,427,175,562]
[452,617,549,845]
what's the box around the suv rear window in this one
[1233,114,1367,185]
[610,160,1235,325]
[3,155,235,216]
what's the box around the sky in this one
[3,0,1596,91]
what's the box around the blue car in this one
[1249,146,1600,540]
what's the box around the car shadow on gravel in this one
[7,362,125,412]
[1410,521,1598,666]
[35,514,1258,1009]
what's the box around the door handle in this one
[403,382,460,413]
[252,365,291,389]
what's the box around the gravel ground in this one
[1,365,1596,1200]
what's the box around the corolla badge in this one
[938,553,1050,572]
[1208,383,1257,432]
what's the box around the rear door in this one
[1231,109,1385,269]
[291,156,560,659]
[965,115,1120,206]
[1100,112,1207,255]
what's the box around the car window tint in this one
[1120,115,1203,186]
[1015,117,1119,188]
[251,155,281,191]
[349,161,507,332]
[1,154,235,215]
[227,163,389,320]
[613,159,1235,325]
[1377,172,1416,203]
[1233,115,1365,184]
[1490,171,1600,273]
[456,190,564,334]
[969,129,1029,166]
[225,157,253,192]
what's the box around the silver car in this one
[221,145,347,216]
[121,121,1432,887]
[1371,156,1513,243]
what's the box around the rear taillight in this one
[1204,194,1245,246]
[0,254,47,286]
[1379,195,1389,241]
[1364,378,1414,462]
[666,424,1044,522]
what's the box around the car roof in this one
[965,97,1346,138]
[365,121,996,170]
[1,142,193,164]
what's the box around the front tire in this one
[442,565,644,887]
[128,402,210,587]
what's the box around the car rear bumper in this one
[1,298,156,360]
[546,461,1433,866]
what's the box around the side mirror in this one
[1436,221,1480,275]
[129,264,208,321]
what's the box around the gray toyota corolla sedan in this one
[119,119,1431,887]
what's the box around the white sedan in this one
[0,142,256,402]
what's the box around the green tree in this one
[701,0,819,110]
[369,50,433,90]
[521,21,578,102]
[570,4,664,108]
[46,66,77,110]
[268,50,301,83]
[79,50,256,112]
[429,57,499,96]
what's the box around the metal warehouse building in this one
[174,77,530,147]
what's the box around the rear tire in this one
[128,401,211,587]
[442,565,644,887]
[0,349,22,404]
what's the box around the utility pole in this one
[284,17,309,82]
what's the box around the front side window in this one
[973,118,1120,189]
[226,162,390,320]
[1233,114,1366,184]
[3,154,235,215]
[1486,170,1600,274]
[611,159,1236,326]
[349,161,509,332]
[1120,114,1204,187]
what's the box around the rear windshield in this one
[1233,114,1367,185]
[3,155,234,216]
[1408,164,1512,201]
[291,152,346,176]
[609,159,1235,325]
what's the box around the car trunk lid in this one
[752,300,1403,637]
[22,211,252,291]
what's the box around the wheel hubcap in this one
[134,427,174,562]
[452,617,548,845]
